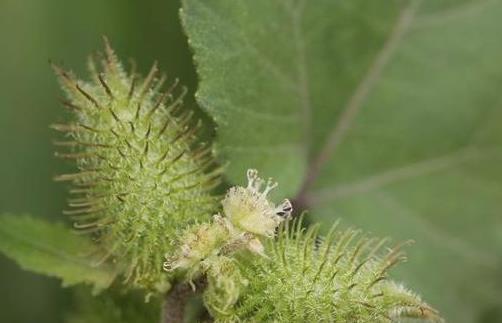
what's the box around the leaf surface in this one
[181,0,502,321]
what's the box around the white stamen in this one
[246,169,258,189]
[262,178,278,196]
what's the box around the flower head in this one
[222,169,292,237]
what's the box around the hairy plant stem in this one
[161,277,207,323]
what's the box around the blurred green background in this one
[0,1,197,322]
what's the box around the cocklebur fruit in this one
[205,218,444,323]
[52,39,221,292]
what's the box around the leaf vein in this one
[298,0,422,199]
[308,146,502,204]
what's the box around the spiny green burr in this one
[205,218,444,322]
[52,39,221,292]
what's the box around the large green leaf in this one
[0,214,116,293]
[181,0,502,321]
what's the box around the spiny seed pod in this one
[205,218,443,322]
[52,39,221,292]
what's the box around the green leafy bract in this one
[0,214,116,293]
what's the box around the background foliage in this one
[1,0,502,322]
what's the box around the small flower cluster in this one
[164,169,292,277]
